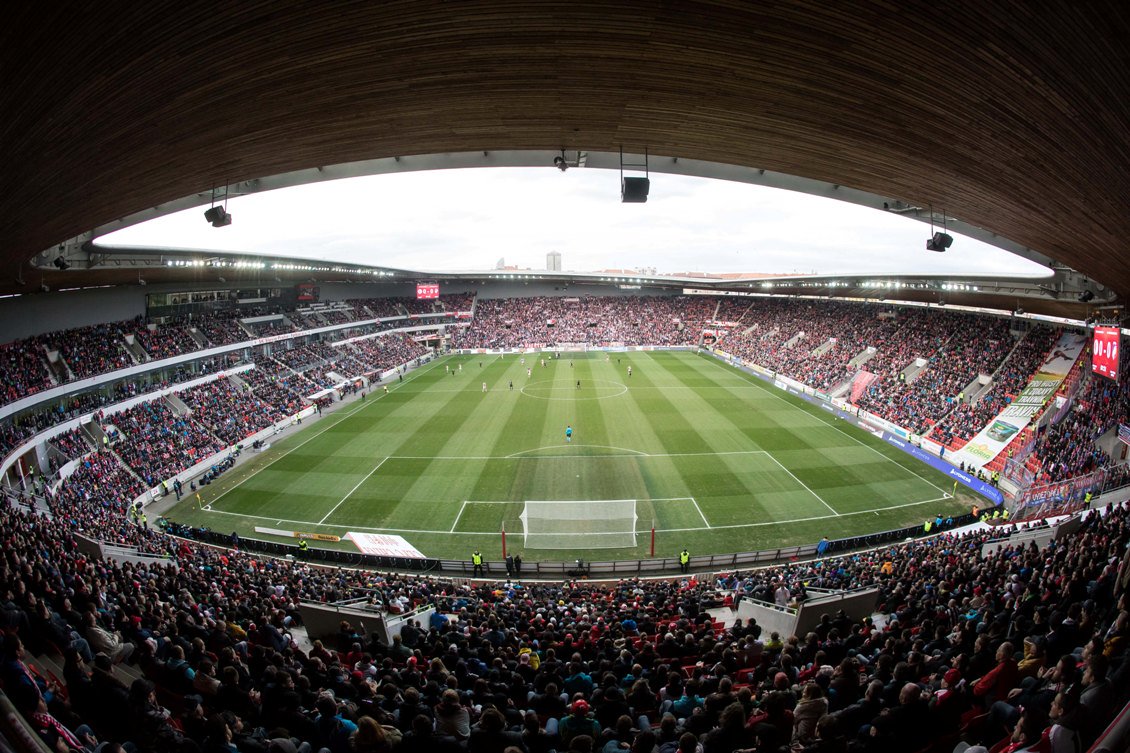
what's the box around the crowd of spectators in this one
[1024,350,1130,484]
[192,311,254,346]
[854,319,1017,434]
[932,327,1059,448]
[271,343,348,389]
[0,476,1127,753]
[48,322,135,380]
[453,296,714,349]
[0,359,242,464]
[242,358,316,415]
[48,426,91,460]
[0,338,55,404]
[109,400,225,488]
[347,335,430,375]
[178,379,289,447]
[135,322,204,360]
[42,449,149,545]
[0,296,468,415]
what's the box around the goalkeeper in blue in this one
[565,425,573,443]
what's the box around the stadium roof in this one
[2,3,1128,314]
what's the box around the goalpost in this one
[519,499,638,549]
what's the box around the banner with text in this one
[954,332,1087,468]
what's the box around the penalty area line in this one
[199,492,952,537]
[450,501,469,533]
[318,457,388,525]
[689,496,712,528]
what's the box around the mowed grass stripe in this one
[177,352,970,559]
[340,357,529,530]
[623,354,817,530]
[690,351,952,498]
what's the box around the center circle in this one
[519,379,629,401]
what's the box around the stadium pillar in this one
[501,523,507,559]
[650,526,655,557]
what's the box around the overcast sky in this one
[101,168,1049,279]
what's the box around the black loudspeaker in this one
[621,177,650,203]
[926,232,953,252]
[204,206,232,227]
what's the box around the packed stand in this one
[0,295,456,411]
[932,326,1060,447]
[48,321,134,379]
[242,358,315,414]
[1013,348,1130,484]
[0,338,54,404]
[109,400,224,487]
[0,482,1128,753]
[48,426,91,461]
[44,449,151,545]
[346,334,430,374]
[271,343,350,388]
[855,318,1016,434]
[453,295,715,349]
[178,379,289,447]
[192,311,253,346]
[134,321,203,360]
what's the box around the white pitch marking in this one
[206,357,444,511]
[763,451,840,516]
[200,493,952,536]
[707,357,951,496]
[318,457,388,524]
[689,496,712,528]
[450,501,469,533]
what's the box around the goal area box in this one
[519,499,638,549]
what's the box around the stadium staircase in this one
[811,338,836,357]
[188,326,209,349]
[42,346,72,384]
[122,332,149,363]
[165,392,191,416]
[782,331,805,349]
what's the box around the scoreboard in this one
[1092,326,1120,381]
[416,282,440,300]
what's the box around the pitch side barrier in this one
[170,510,976,579]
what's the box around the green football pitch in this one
[171,351,970,561]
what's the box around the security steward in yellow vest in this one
[471,549,484,576]
[298,538,309,558]
[679,548,690,573]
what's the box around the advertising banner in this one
[348,532,428,559]
[883,433,1003,505]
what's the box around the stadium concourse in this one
[1,292,1129,751]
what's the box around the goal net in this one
[520,499,638,549]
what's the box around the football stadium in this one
[1,5,1129,753]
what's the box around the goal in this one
[519,499,638,549]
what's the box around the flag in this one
[1118,424,1130,447]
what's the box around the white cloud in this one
[101,168,1050,278]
